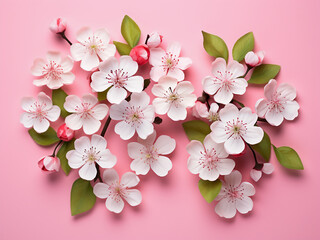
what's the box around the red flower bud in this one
[57,123,74,141]
[38,156,60,173]
[130,45,150,65]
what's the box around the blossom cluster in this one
[20,16,196,215]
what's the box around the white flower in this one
[149,42,192,82]
[91,56,144,104]
[64,94,109,135]
[255,79,300,126]
[128,131,176,177]
[245,51,265,67]
[187,135,235,181]
[210,104,264,155]
[93,169,142,213]
[202,58,248,104]
[152,76,197,121]
[215,170,255,218]
[31,51,75,89]
[250,163,274,182]
[192,102,220,122]
[110,92,155,140]
[20,92,60,133]
[70,27,116,71]
[146,32,162,48]
[66,135,116,181]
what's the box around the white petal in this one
[214,86,233,104]
[264,79,277,101]
[80,53,99,71]
[199,168,219,181]
[93,182,109,199]
[250,169,262,182]
[154,135,176,155]
[91,104,109,120]
[74,136,91,153]
[177,57,192,70]
[103,168,119,184]
[97,149,117,168]
[236,196,253,214]
[224,136,245,154]
[123,189,142,206]
[97,44,116,61]
[167,42,181,56]
[152,98,170,115]
[137,129,157,146]
[67,150,85,169]
[242,126,264,145]
[119,56,138,76]
[94,28,110,43]
[20,112,35,128]
[216,158,235,176]
[47,79,63,89]
[46,105,60,121]
[149,48,166,66]
[240,182,256,196]
[136,120,154,139]
[238,107,257,126]
[187,157,202,174]
[76,27,93,43]
[82,115,101,135]
[31,58,46,76]
[130,158,150,175]
[125,76,144,93]
[202,76,221,95]
[107,87,127,104]
[91,134,107,150]
[60,72,75,85]
[265,109,284,126]
[121,172,140,188]
[209,103,219,113]
[262,163,274,175]
[91,71,112,92]
[79,162,97,180]
[128,142,146,159]
[167,68,184,81]
[219,104,239,123]
[33,118,50,133]
[21,97,36,111]
[151,156,172,177]
[176,81,194,95]
[143,105,155,122]
[70,43,87,61]
[115,121,135,140]
[229,78,248,95]
[150,66,166,82]
[210,121,229,143]
[61,56,74,72]
[82,94,98,107]
[215,198,237,219]
[186,140,204,158]
[282,101,299,120]
[109,101,130,120]
[277,83,297,101]
[64,95,82,113]
[33,78,48,87]
[211,58,227,78]
[46,51,61,63]
[255,99,268,118]
[167,104,187,121]
[106,195,124,213]
[130,91,150,108]
[37,92,53,110]
[224,170,242,187]
[227,60,246,78]
[65,114,83,130]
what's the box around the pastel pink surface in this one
[0,0,319,239]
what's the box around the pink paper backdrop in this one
[1,0,319,239]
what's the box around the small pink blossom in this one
[130,45,150,65]
[245,51,265,67]
[38,156,60,173]
[146,32,163,48]
[250,163,274,182]
[57,123,75,142]
[49,18,67,33]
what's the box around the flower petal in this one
[236,196,253,214]
[215,198,237,219]
[125,76,144,93]
[149,48,166,66]
[20,112,35,128]
[167,104,187,121]
[79,162,97,181]
[46,105,60,121]
[224,170,242,187]
[265,109,284,126]
[97,149,117,168]
[64,95,82,113]
[119,56,138,76]
[255,99,268,118]
[106,194,124,213]
[109,101,130,120]
[31,58,46,76]
[154,135,176,155]
[46,51,61,64]
[167,42,181,56]
[177,57,192,70]
[202,76,221,95]
[130,91,150,108]
[121,172,140,188]
[93,182,109,199]
[97,44,116,61]
[107,87,127,104]
[65,113,83,130]
[152,98,170,115]
[262,163,274,175]
[103,168,119,185]
[61,56,74,72]
[91,134,107,150]
[277,83,297,101]
[216,158,235,176]
[128,142,146,159]
[211,58,227,78]
[150,66,166,82]
[282,101,299,120]
[214,86,233,104]
[229,78,248,95]
[60,72,75,85]
[82,115,101,135]
[242,126,264,145]
[151,156,172,177]
[264,79,277,100]
[123,189,142,206]
[91,104,109,120]
[74,136,91,153]
[33,118,50,133]
[76,27,93,43]
[210,121,229,143]
[70,43,87,61]
[250,169,262,182]
[227,60,246,78]
[219,104,239,123]
[238,107,257,126]
[130,158,150,175]
[91,71,112,92]
[80,53,99,71]
[186,140,204,158]
[224,136,245,154]
[136,120,154,139]
[167,68,184,81]
[67,150,85,169]
[114,121,135,140]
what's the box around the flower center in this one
[106,69,129,88]
[225,185,244,202]
[268,98,285,113]
[161,52,179,71]
[43,61,63,81]
[83,146,100,163]
[225,117,247,138]
[208,112,219,122]
[85,36,104,54]
[199,149,218,171]
[124,106,144,126]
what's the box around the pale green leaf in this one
[202,31,229,61]
[198,179,222,203]
[71,178,96,216]
[182,120,211,143]
[52,89,69,118]
[248,64,281,84]
[121,15,141,48]
[113,41,132,55]
[232,32,254,62]
[57,139,74,175]
[273,145,304,170]
[251,131,271,162]
[28,127,60,146]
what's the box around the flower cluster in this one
[184,31,302,219]
[21,16,196,216]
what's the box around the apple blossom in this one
[93,169,142,213]
[110,91,155,140]
[202,58,248,104]
[149,42,192,82]
[255,79,300,126]
[38,156,60,173]
[146,32,163,48]
[187,135,235,181]
[70,27,116,71]
[250,163,274,182]
[31,51,75,89]
[128,131,176,177]
[215,170,255,218]
[130,45,150,65]
[66,135,117,181]
[152,76,197,121]
[192,102,220,122]
[57,123,75,142]
[64,94,109,135]
[210,103,264,155]
[20,92,61,133]
[49,17,67,33]
[245,51,265,67]
[91,56,144,104]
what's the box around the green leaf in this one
[232,32,254,62]
[97,86,112,101]
[52,89,69,118]
[251,131,271,162]
[113,41,132,55]
[57,139,74,175]
[121,15,141,48]
[71,178,96,216]
[28,127,60,146]
[198,179,222,203]
[273,145,304,170]
[248,64,281,84]
[182,120,211,143]
[202,31,229,61]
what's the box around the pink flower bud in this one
[38,156,60,173]
[192,101,208,118]
[245,51,265,67]
[130,45,150,65]
[146,32,163,48]
[49,18,67,33]
[57,123,74,141]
